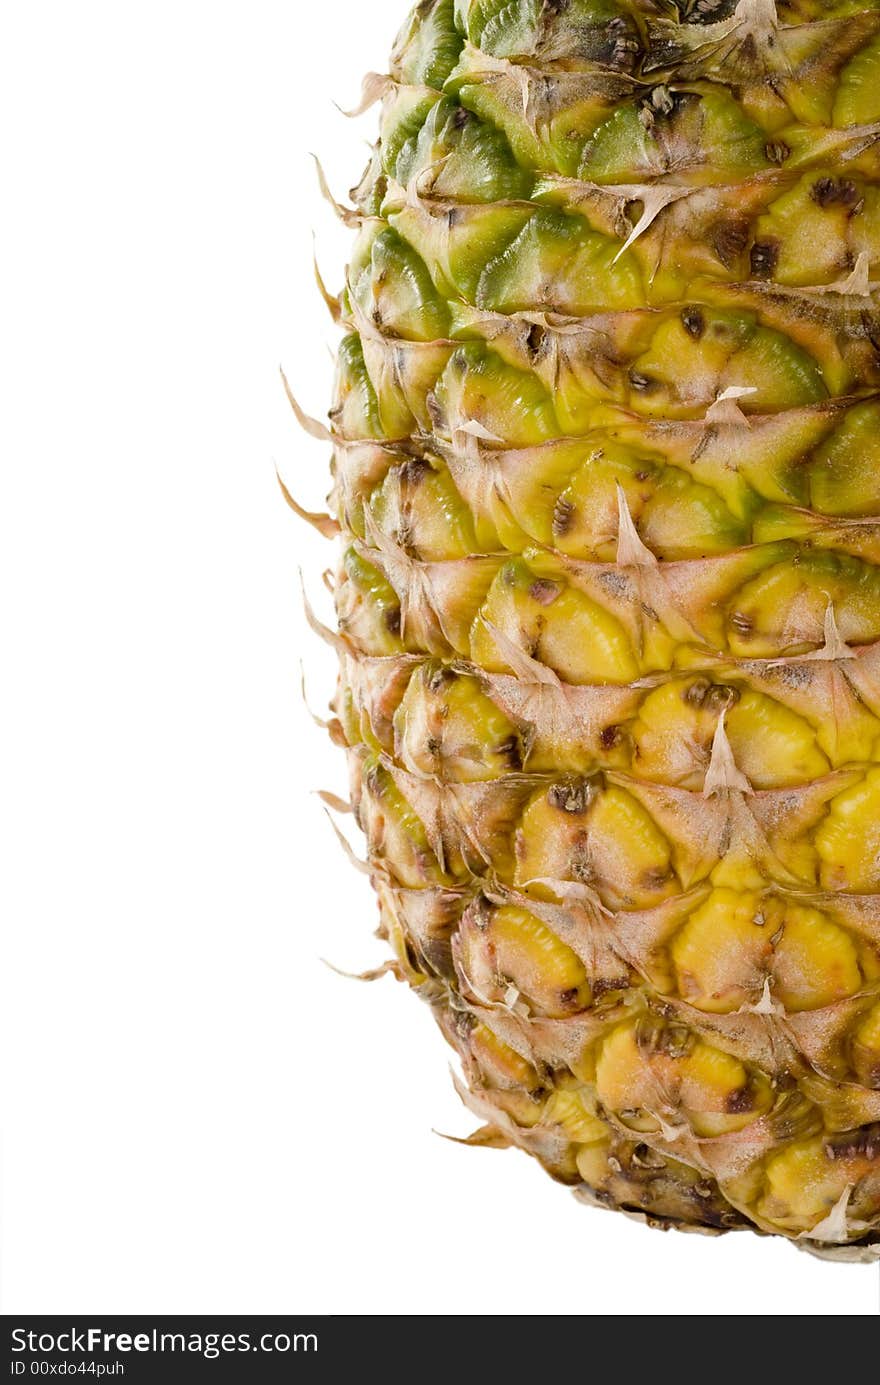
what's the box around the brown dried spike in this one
[279,367,334,441]
[276,466,340,538]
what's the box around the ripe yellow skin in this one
[296,0,880,1257]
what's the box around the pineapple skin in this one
[313,0,880,1257]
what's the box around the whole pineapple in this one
[297,0,880,1256]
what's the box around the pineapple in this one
[290,0,880,1257]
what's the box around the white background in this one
[1,0,878,1316]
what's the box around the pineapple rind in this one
[315,0,880,1256]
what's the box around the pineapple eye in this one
[669,890,867,1014]
[580,86,768,185]
[757,1130,880,1237]
[595,1021,771,1139]
[391,0,464,89]
[514,781,676,910]
[338,549,405,655]
[470,557,640,685]
[478,210,643,316]
[469,1022,543,1095]
[458,902,592,1017]
[816,768,880,892]
[393,663,521,780]
[626,309,825,419]
[751,169,865,288]
[349,226,451,341]
[808,401,880,518]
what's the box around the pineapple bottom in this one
[368,860,880,1259]
[439,1004,880,1259]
